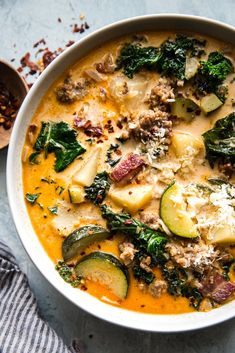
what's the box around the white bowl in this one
[7,14,235,332]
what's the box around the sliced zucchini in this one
[185,56,199,80]
[62,225,110,261]
[209,225,235,245]
[72,147,101,186]
[171,98,200,122]
[160,182,199,238]
[75,251,129,299]
[200,93,223,114]
[68,185,85,204]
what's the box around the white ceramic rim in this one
[7,14,235,332]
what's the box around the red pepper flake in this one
[104,120,114,133]
[58,17,62,23]
[66,40,75,47]
[84,22,89,29]
[0,82,20,130]
[124,219,133,225]
[42,50,57,68]
[20,52,39,74]
[33,38,46,48]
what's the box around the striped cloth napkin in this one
[0,241,83,353]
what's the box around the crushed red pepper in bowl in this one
[0,82,20,130]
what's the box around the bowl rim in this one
[7,13,235,332]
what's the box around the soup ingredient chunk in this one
[75,251,129,299]
[32,121,86,172]
[84,171,111,205]
[202,112,235,175]
[55,76,88,103]
[62,225,110,261]
[160,182,199,238]
[110,152,145,183]
[72,147,101,186]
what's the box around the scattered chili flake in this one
[0,82,20,130]
[33,38,46,48]
[66,40,75,47]
[104,120,114,133]
[58,17,62,23]
[20,52,39,74]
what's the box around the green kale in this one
[25,193,40,204]
[100,204,167,260]
[105,143,121,167]
[48,205,58,215]
[55,261,81,287]
[162,266,202,309]
[133,265,155,284]
[32,121,86,172]
[202,112,235,169]
[116,43,160,78]
[195,51,233,100]
[85,172,111,205]
[157,34,205,80]
[29,151,40,165]
[116,34,205,80]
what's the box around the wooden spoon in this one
[0,60,28,149]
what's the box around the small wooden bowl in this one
[0,60,28,149]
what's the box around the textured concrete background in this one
[1,0,235,352]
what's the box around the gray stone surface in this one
[1,0,235,352]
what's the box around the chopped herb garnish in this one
[105,143,121,167]
[55,185,65,195]
[33,121,86,172]
[48,205,58,215]
[25,193,40,204]
[41,177,56,184]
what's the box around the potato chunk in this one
[109,184,153,213]
[72,147,101,186]
[172,131,204,158]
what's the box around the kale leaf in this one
[48,205,58,215]
[157,34,205,80]
[32,121,86,172]
[195,51,233,100]
[116,43,160,78]
[133,265,155,284]
[100,204,167,260]
[85,172,111,205]
[162,266,203,309]
[55,261,81,287]
[116,34,205,80]
[202,112,235,169]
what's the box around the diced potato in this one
[200,93,223,114]
[210,225,235,245]
[68,185,85,204]
[171,98,200,122]
[172,131,204,158]
[72,148,101,186]
[109,184,153,213]
[185,57,199,80]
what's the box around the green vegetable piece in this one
[116,34,205,80]
[25,193,39,204]
[55,261,81,287]
[48,205,58,215]
[100,204,167,260]
[62,225,110,261]
[200,93,223,114]
[33,121,86,172]
[85,172,110,205]
[196,51,233,100]
[202,112,235,168]
[68,185,85,204]
[29,151,40,164]
[160,182,199,238]
[75,251,129,299]
[171,98,200,121]
[185,56,199,80]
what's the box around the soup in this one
[22,31,235,314]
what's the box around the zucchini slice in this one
[185,56,199,80]
[160,182,199,238]
[200,93,223,114]
[75,251,129,299]
[62,225,110,261]
[68,185,85,204]
[171,98,200,122]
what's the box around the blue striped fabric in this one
[0,241,80,353]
